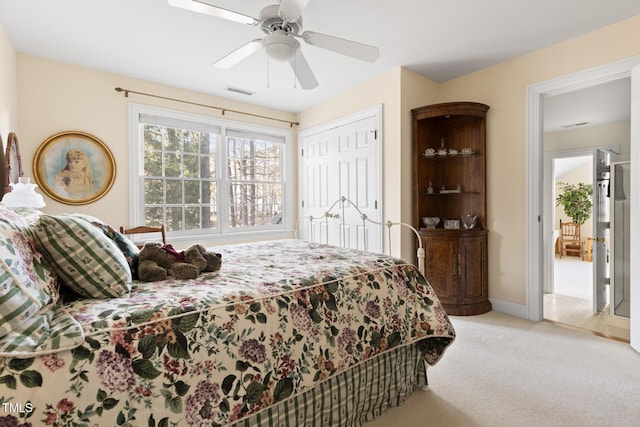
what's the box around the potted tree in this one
[556,181,593,259]
[555,182,593,224]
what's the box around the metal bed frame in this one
[295,196,425,276]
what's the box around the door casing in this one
[527,55,640,328]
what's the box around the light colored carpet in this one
[364,311,640,427]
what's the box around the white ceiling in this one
[543,77,631,132]
[0,0,639,114]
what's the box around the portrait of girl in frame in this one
[33,131,116,205]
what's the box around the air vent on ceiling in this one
[561,121,590,128]
[225,87,255,96]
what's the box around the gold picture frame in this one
[33,131,116,205]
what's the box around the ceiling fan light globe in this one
[262,31,300,61]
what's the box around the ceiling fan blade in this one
[168,0,259,26]
[289,50,318,90]
[278,0,310,23]
[213,39,263,69]
[301,31,379,63]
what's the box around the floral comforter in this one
[0,239,455,427]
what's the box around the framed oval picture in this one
[33,131,116,205]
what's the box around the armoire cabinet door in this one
[459,234,489,305]
[421,230,491,315]
[423,236,457,303]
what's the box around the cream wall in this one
[15,54,297,232]
[299,14,640,308]
[0,24,17,139]
[399,69,443,257]
[298,67,441,259]
[4,14,640,312]
[437,15,640,305]
[299,69,405,255]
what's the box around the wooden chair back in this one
[559,220,583,259]
[119,225,166,248]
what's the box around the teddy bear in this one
[184,244,223,275]
[137,242,222,282]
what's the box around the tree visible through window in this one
[135,109,289,237]
[143,125,217,232]
[227,133,282,228]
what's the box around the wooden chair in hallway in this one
[120,224,166,248]
[559,220,584,260]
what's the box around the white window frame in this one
[128,103,294,246]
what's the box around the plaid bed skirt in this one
[231,342,427,427]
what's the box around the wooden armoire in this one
[412,102,491,316]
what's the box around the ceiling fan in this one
[168,0,380,90]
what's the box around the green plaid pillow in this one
[33,214,132,299]
[0,300,85,357]
[65,213,139,277]
[0,206,58,340]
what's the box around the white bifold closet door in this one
[299,108,382,254]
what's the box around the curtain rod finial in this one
[115,87,129,97]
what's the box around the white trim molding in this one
[526,55,640,322]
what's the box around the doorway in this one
[542,88,629,341]
[542,152,630,340]
[526,56,639,347]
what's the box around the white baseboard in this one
[489,298,528,319]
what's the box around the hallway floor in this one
[543,256,630,342]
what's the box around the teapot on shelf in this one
[461,214,477,229]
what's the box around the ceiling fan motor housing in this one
[262,30,300,61]
[258,4,303,62]
[259,4,302,35]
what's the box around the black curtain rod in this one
[114,87,299,127]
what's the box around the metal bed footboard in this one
[295,196,425,276]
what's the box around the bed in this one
[0,202,455,427]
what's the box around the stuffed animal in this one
[184,244,223,274]
[138,242,222,282]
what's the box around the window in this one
[129,105,292,242]
[226,130,284,229]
